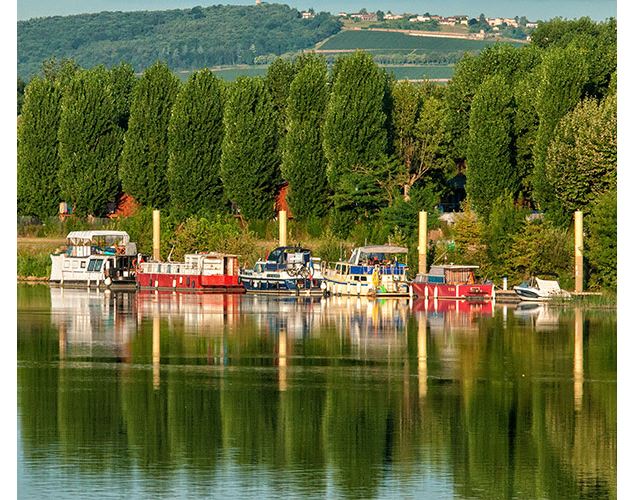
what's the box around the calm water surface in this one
[17,284,616,499]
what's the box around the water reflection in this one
[18,285,616,499]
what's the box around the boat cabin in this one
[418,264,480,284]
[50,231,138,286]
[260,246,318,272]
[139,253,239,277]
[343,245,408,276]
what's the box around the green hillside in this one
[319,30,523,57]
[17,4,341,79]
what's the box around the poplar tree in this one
[265,57,296,138]
[466,74,516,219]
[545,94,616,213]
[281,55,329,220]
[17,77,62,218]
[57,67,123,216]
[167,69,225,215]
[323,51,389,233]
[220,77,280,220]
[531,45,588,217]
[109,62,136,130]
[120,61,179,208]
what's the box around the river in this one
[17,284,616,499]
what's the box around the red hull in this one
[411,282,493,300]
[137,272,244,292]
[412,298,493,315]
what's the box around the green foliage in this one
[449,203,488,271]
[502,218,573,286]
[323,52,390,235]
[17,77,26,115]
[109,62,136,129]
[512,75,540,198]
[545,95,616,213]
[17,5,342,79]
[167,69,225,216]
[57,66,123,216]
[17,77,62,219]
[444,44,542,161]
[169,215,259,265]
[485,195,527,273]
[265,58,297,138]
[466,74,516,218]
[282,55,330,220]
[587,190,617,290]
[532,45,588,217]
[220,77,280,220]
[120,62,180,208]
[17,250,51,278]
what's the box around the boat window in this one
[63,260,70,269]
[87,260,95,271]
[166,265,171,274]
[72,260,79,269]
[268,248,283,263]
[93,260,103,271]
[80,261,86,269]
[157,265,162,273]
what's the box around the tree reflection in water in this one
[18,285,616,499]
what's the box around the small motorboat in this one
[513,277,571,301]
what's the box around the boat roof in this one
[185,252,239,258]
[66,231,130,243]
[355,245,408,254]
[430,264,480,270]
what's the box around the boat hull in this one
[324,278,410,297]
[411,282,493,300]
[239,275,325,296]
[137,272,245,293]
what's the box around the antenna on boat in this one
[167,245,174,262]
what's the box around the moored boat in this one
[239,246,325,295]
[411,264,493,300]
[50,230,138,288]
[323,245,410,297]
[136,252,244,292]
[513,277,571,301]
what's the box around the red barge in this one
[411,264,494,300]
[136,252,245,293]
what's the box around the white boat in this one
[513,277,571,301]
[323,245,410,297]
[50,230,138,288]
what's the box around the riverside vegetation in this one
[17,17,616,292]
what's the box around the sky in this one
[17,0,616,22]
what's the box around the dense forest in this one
[17,4,342,78]
[17,17,617,290]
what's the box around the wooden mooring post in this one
[574,210,583,293]
[418,211,427,275]
[153,209,161,261]
[279,210,287,247]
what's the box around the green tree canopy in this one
[466,74,516,218]
[17,76,63,218]
[281,54,330,220]
[167,69,225,216]
[531,45,588,217]
[323,51,390,234]
[120,61,180,208]
[220,77,280,220]
[57,66,123,216]
[545,94,616,213]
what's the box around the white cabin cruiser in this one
[513,277,571,301]
[50,231,138,288]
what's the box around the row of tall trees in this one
[17,17,617,286]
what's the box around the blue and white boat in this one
[323,245,411,297]
[239,246,326,295]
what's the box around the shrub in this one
[587,190,616,290]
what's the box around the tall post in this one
[418,211,427,275]
[574,210,583,293]
[153,315,160,390]
[153,209,161,261]
[574,308,583,411]
[279,210,287,247]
